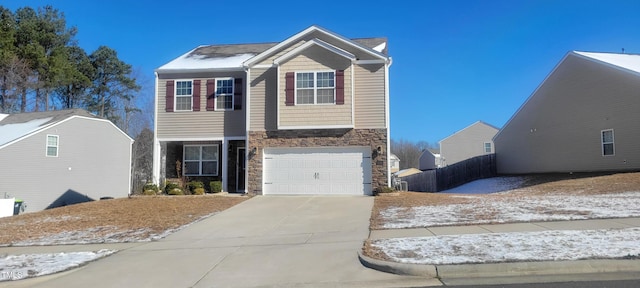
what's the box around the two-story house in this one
[153,26,392,195]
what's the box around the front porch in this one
[155,138,246,193]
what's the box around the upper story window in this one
[602,129,614,156]
[46,135,59,157]
[484,142,492,153]
[295,71,335,105]
[175,80,193,111]
[215,78,234,110]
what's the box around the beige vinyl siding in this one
[354,64,386,128]
[440,122,498,166]
[257,41,306,67]
[279,45,352,127]
[0,117,131,212]
[256,31,381,66]
[157,72,246,138]
[495,54,640,174]
[249,68,277,131]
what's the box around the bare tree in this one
[391,138,438,169]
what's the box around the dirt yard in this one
[0,195,248,245]
[371,172,640,229]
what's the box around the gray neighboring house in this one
[439,121,498,166]
[494,51,640,174]
[153,25,392,196]
[0,109,133,212]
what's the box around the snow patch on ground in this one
[371,228,640,265]
[0,250,116,281]
[442,177,527,194]
[380,192,640,229]
[11,212,219,246]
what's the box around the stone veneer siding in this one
[247,128,388,195]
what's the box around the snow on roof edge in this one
[574,51,640,75]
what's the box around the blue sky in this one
[4,0,640,143]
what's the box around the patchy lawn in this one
[365,172,640,265]
[371,172,640,229]
[0,195,248,246]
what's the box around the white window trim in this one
[483,142,492,153]
[294,71,336,105]
[214,77,234,111]
[46,134,59,157]
[174,79,193,112]
[183,144,219,176]
[601,129,615,156]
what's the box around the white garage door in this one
[263,147,372,195]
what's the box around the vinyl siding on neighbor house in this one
[494,53,640,174]
[279,45,353,127]
[440,122,498,166]
[156,72,246,139]
[0,117,132,212]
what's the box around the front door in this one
[237,147,246,192]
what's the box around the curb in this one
[357,251,437,277]
[358,251,640,279]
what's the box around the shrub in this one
[188,181,204,191]
[143,189,157,196]
[164,181,181,194]
[374,186,395,196]
[193,187,205,195]
[142,183,159,195]
[167,188,184,195]
[210,181,222,193]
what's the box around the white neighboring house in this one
[0,109,133,212]
[390,153,400,173]
[439,121,499,166]
[419,148,442,170]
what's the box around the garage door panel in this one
[263,147,372,195]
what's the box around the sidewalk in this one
[360,217,640,285]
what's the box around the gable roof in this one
[243,25,388,67]
[573,51,640,76]
[0,109,131,149]
[495,50,640,140]
[156,25,389,73]
[439,120,500,144]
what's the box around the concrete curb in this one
[357,251,437,277]
[359,251,640,279]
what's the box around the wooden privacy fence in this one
[403,154,496,192]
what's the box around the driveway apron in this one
[22,196,429,288]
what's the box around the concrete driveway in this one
[20,196,433,288]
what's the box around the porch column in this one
[152,139,161,185]
[221,140,228,192]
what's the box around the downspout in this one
[244,66,251,194]
[152,72,161,185]
[385,57,393,187]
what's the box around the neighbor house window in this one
[484,142,492,153]
[295,71,335,104]
[215,78,234,110]
[46,135,59,157]
[184,145,218,176]
[602,129,614,156]
[175,80,193,111]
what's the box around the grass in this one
[371,171,640,229]
[0,194,248,245]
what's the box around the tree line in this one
[0,5,154,192]
[0,5,142,133]
[391,138,437,170]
